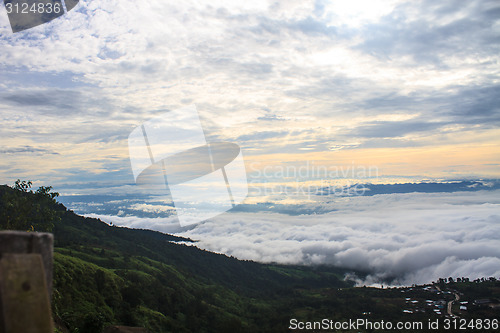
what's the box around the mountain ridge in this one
[1,183,499,333]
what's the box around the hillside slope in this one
[0,184,352,332]
[1,184,499,333]
[51,207,353,332]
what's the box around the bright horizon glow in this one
[0,0,498,209]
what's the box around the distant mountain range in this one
[347,180,500,196]
[54,179,500,219]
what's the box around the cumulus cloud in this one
[159,190,500,286]
[1,0,498,157]
[1,1,499,285]
[1,0,499,194]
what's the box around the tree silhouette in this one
[0,179,62,232]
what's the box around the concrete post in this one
[0,231,54,333]
[0,231,53,297]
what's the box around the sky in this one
[1,0,499,285]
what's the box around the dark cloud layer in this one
[356,0,500,66]
[0,145,58,155]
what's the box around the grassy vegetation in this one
[1,183,498,332]
[48,210,357,332]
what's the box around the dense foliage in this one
[1,183,498,332]
[0,180,62,232]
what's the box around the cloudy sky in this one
[1,0,499,285]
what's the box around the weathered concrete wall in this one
[0,231,53,297]
[0,231,54,333]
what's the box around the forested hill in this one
[2,183,499,333]
[0,183,353,332]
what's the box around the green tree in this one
[0,179,62,232]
